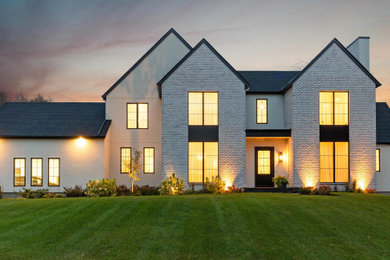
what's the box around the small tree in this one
[128,150,141,193]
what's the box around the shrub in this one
[43,193,64,198]
[226,185,243,193]
[364,188,376,194]
[272,175,289,188]
[55,193,64,198]
[139,185,159,196]
[117,185,132,196]
[205,176,226,194]
[299,187,313,195]
[318,185,331,195]
[18,188,48,198]
[43,193,54,198]
[0,186,2,199]
[86,178,117,197]
[159,173,185,195]
[64,185,85,197]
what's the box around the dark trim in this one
[245,129,291,137]
[158,39,250,97]
[376,148,381,172]
[283,38,381,93]
[102,28,192,100]
[13,157,26,187]
[346,36,370,49]
[377,142,390,145]
[120,147,132,174]
[0,136,106,139]
[30,158,43,187]
[143,147,155,174]
[246,91,283,94]
[97,120,112,137]
[126,103,149,129]
[320,126,349,141]
[48,158,60,187]
[188,126,219,141]
[256,98,268,124]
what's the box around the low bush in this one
[364,188,376,194]
[226,185,243,193]
[18,188,48,198]
[205,177,225,194]
[159,173,185,195]
[86,178,117,197]
[139,185,159,196]
[299,185,331,195]
[272,175,289,188]
[64,185,85,197]
[299,187,313,195]
[317,185,331,195]
[116,185,132,196]
[43,193,64,198]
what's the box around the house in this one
[0,28,389,193]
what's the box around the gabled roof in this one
[377,102,390,144]
[0,102,110,138]
[240,71,300,93]
[101,28,192,100]
[157,38,250,97]
[283,38,381,92]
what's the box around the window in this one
[256,99,268,124]
[320,142,349,183]
[120,148,131,174]
[376,149,380,172]
[319,92,349,125]
[31,158,43,186]
[143,147,155,174]
[48,158,60,186]
[127,103,148,129]
[14,158,26,186]
[257,150,271,174]
[188,142,218,183]
[188,92,218,126]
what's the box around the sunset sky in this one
[0,0,389,103]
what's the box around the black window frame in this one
[188,91,219,126]
[256,98,268,124]
[143,147,155,174]
[126,103,149,129]
[120,147,132,174]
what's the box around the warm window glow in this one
[257,150,271,174]
[256,99,267,124]
[376,149,380,172]
[188,92,218,126]
[14,158,26,186]
[320,142,349,183]
[31,158,43,186]
[120,147,131,173]
[188,142,218,182]
[319,91,348,125]
[48,158,60,186]
[144,148,155,174]
[127,103,148,129]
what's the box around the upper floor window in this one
[376,149,380,172]
[14,158,26,186]
[319,92,349,125]
[188,92,218,126]
[256,99,268,124]
[127,103,148,129]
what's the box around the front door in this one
[255,147,274,187]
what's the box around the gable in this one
[284,38,381,92]
[158,39,249,97]
[102,28,191,100]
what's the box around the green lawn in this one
[0,193,389,259]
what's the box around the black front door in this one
[255,147,274,187]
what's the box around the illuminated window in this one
[188,142,218,183]
[14,158,26,186]
[257,150,271,174]
[31,158,43,186]
[376,149,380,172]
[256,99,267,124]
[320,142,349,183]
[143,147,155,174]
[48,158,60,186]
[188,92,218,126]
[120,147,131,174]
[319,92,349,125]
[127,103,148,129]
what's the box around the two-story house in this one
[0,28,389,193]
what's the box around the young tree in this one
[127,150,141,193]
[30,93,52,103]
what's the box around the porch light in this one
[76,137,87,147]
[278,152,283,162]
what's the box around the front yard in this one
[0,193,389,259]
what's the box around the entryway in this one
[255,147,274,187]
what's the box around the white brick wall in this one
[161,43,246,188]
[291,43,376,189]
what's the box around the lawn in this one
[0,193,389,259]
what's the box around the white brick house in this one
[1,29,389,193]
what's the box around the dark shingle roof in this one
[0,102,110,138]
[239,71,300,93]
[377,102,390,144]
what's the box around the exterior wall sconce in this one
[278,152,283,163]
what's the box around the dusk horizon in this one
[0,0,389,104]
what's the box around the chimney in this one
[346,36,370,71]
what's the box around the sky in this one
[0,0,389,103]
